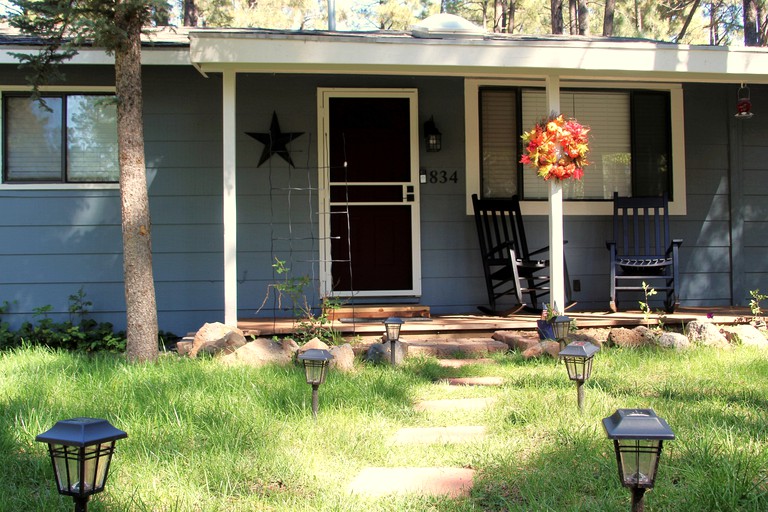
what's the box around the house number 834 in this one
[428,170,459,184]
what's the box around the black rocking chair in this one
[606,192,682,313]
[472,194,566,315]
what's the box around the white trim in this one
[190,32,768,83]
[464,78,687,215]
[317,87,422,298]
[0,47,190,66]
[222,70,238,326]
[545,75,565,312]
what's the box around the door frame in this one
[317,87,422,298]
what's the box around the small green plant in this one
[259,258,344,345]
[639,281,658,328]
[68,286,93,323]
[748,289,767,318]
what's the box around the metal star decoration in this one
[246,111,304,167]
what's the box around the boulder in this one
[720,324,768,348]
[329,343,355,372]
[656,331,691,350]
[493,331,540,351]
[190,322,245,357]
[569,331,604,349]
[365,340,406,365]
[197,331,247,357]
[608,327,647,348]
[299,337,331,352]
[686,320,729,348]
[521,341,560,360]
[220,337,299,367]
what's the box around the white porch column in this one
[223,70,238,326]
[546,75,566,313]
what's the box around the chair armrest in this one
[666,239,683,257]
[529,240,567,258]
[606,240,616,250]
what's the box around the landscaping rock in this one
[521,341,560,359]
[493,331,540,351]
[329,343,355,372]
[608,327,647,348]
[656,331,691,350]
[573,328,609,347]
[365,340,406,365]
[720,324,768,348]
[190,322,245,357]
[686,320,730,348]
[220,337,299,366]
[299,337,330,352]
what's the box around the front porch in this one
[237,305,752,341]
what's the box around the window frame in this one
[464,78,686,215]
[0,86,119,190]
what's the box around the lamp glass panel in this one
[616,439,662,488]
[563,355,593,381]
[84,442,114,492]
[552,321,570,339]
[385,324,401,341]
[303,360,328,385]
[51,444,80,494]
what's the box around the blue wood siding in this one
[1,66,766,334]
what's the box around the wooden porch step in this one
[326,304,430,321]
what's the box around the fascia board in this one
[190,33,768,83]
[0,46,190,65]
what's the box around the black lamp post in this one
[36,417,127,512]
[298,348,333,420]
[559,341,599,413]
[550,315,571,350]
[602,409,675,512]
[384,317,403,366]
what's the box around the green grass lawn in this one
[1,343,767,511]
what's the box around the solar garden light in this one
[558,341,599,413]
[550,315,572,350]
[602,409,675,512]
[36,417,127,512]
[384,317,403,366]
[297,348,334,420]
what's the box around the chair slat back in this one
[472,194,529,261]
[612,192,671,258]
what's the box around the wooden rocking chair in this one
[472,194,566,315]
[606,192,682,313]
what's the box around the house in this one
[1,15,767,335]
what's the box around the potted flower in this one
[520,114,590,181]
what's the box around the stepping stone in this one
[440,377,504,386]
[414,397,496,412]
[436,358,496,368]
[349,467,474,498]
[390,426,487,445]
[406,338,508,357]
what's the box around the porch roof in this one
[189,29,768,84]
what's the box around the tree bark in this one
[603,0,615,36]
[578,0,589,35]
[183,0,199,27]
[551,0,564,33]
[569,0,577,34]
[744,0,760,46]
[115,17,159,363]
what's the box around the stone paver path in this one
[390,425,487,445]
[413,397,496,412]
[349,467,475,498]
[440,376,505,386]
[436,358,496,368]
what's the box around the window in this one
[480,87,671,200]
[465,80,686,215]
[2,93,118,184]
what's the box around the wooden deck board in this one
[238,306,751,338]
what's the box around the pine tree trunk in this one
[184,0,199,27]
[115,19,159,363]
[744,0,759,46]
[569,0,577,34]
[578,0,589,35]
[603,0,615,36]
[551,0,564,33]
